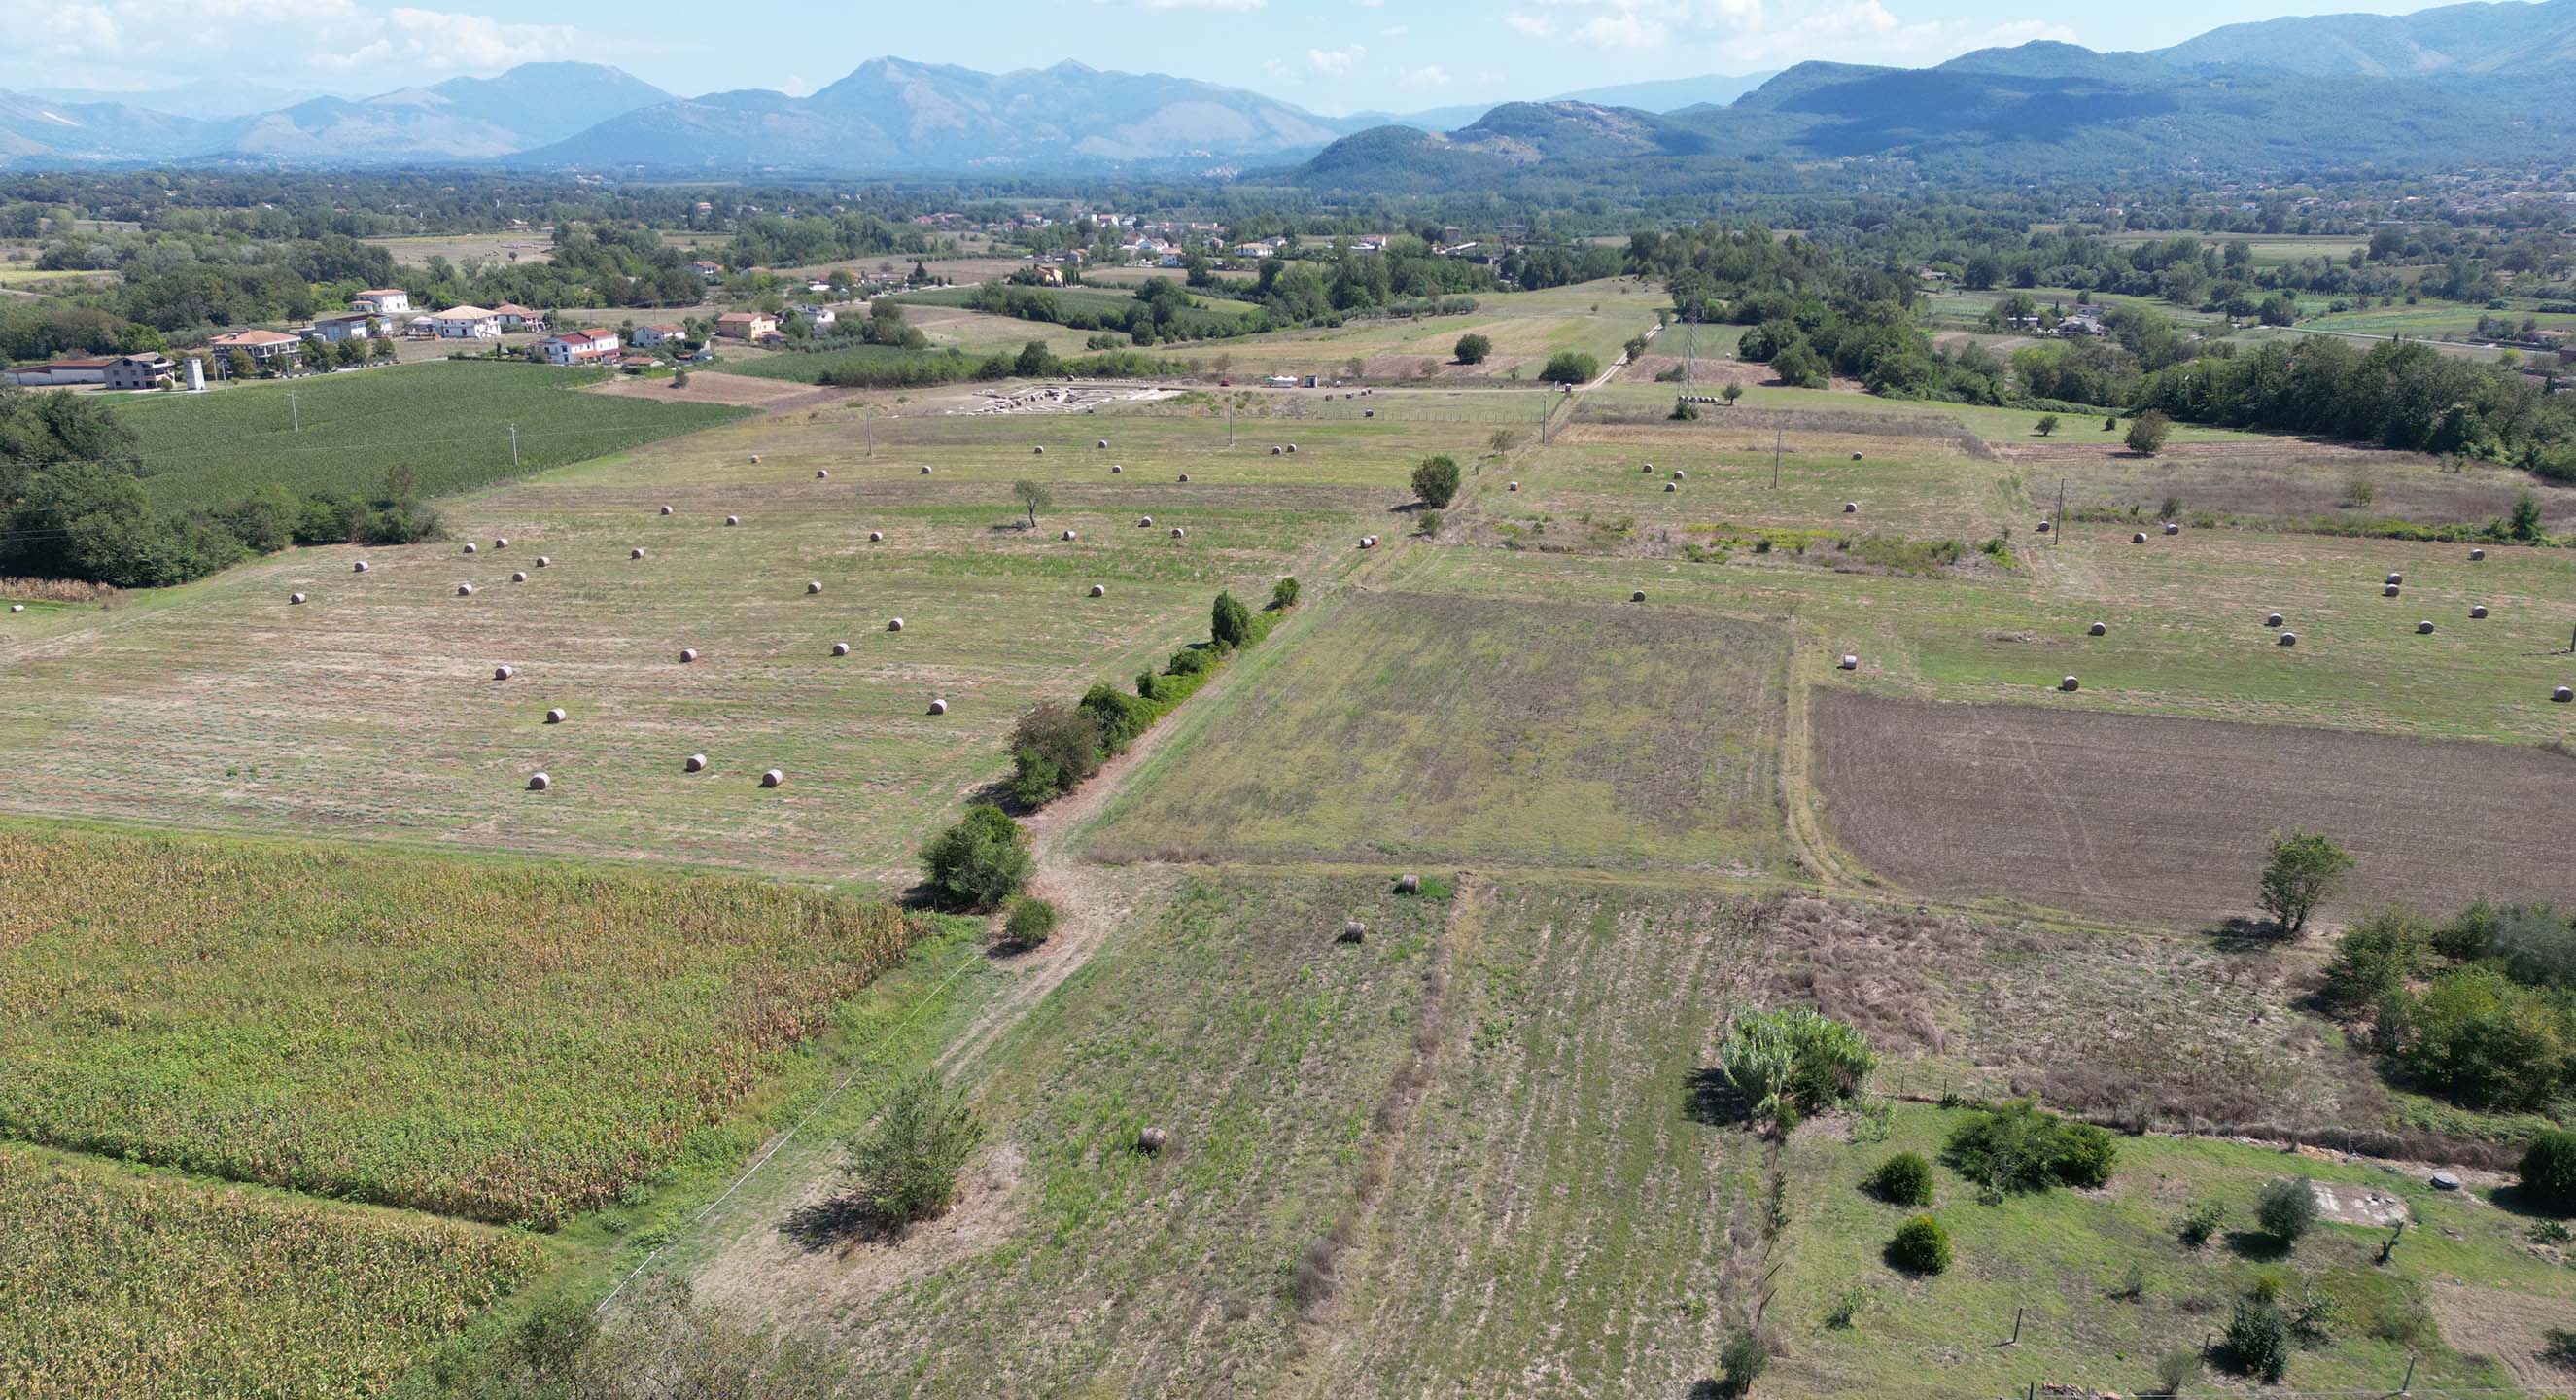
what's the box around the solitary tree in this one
[2508,491,2544,542]
[1721,382,1744,407]
[2258,830,2354,937]
[2035,413,2060,437]
[840,1070,983,1227]
[1012,478,1053,529]
[1411,453,1462,508]
[2125,410,2174,457]
[1538,350,1599,385]
[1453,332,1492,366]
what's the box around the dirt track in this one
[1813,690,2576,928]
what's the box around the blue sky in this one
[12,0,2440,114]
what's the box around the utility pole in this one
[1227,403,1235,448]
[2056,479,2066,547]
[288,390,299,432]
[507,423,519,470]
[1771,428,1782,490]
[863,406,873,458]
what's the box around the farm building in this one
[208,330,304,374]
[431,306,505,339]
[491,303,546,332]
[349,288,411,316]
[540,329,622,366]
[714,311,778,340]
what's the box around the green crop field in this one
[0,1144,544,1400]
[113,361,751,512]
[0,822,917,1225]
[1092,589,1794,874]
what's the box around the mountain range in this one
[1,0,2571,179]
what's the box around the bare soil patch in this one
[1812,690,2576,929]
[2427,1282,2576,1396]
[587,372,849,412]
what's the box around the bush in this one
[1453,332,1492,365]
[839,1069,982,1227]
[2125,410,2175,457]
[1886,1214,1952,1275]
[2178,1200,2228,1248]
[1410,453,1462,508]
[2490,903,2576,989]
[1166,646,1218,677]
[1269,576,1300,611]
[1210,590,1253,649]
[1417,508,1444,538]
[1078,683,1147,754]
[2255,1177,2318,1244]
[920,804,1033,912]
[1005,701,1103,807]
[999,896,1058,950]
[2257,830,2354,937]
[2156,1347,2203,1397]
[1717,1328,1767,1396]
[1868,1151,1934,1207]
[1715,1007,1877,1134]
[2521,1129,2576,1210]
[2390,965,2571,1110]
[1537,350,1599,384]
[2320,908,2430,1012]
[2222,1300,2291,1382]
[1944,1100,2117,1195]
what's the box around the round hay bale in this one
[659,505,674,515]
[1089,583,1105,597]
[2163,521,2180,536]
[1363,409,1374,417]
[1032,445,1045,455]
[807,580,823,595]
[2036,520,2051,533]
[679,647,698,663]
[2470,547,2487,561]
[535,556,550,568]
[1340,920,1366,943]
[888,617,904,632]
[2059,676,2080,692]
[493,664,514,681]
[1631,589,1648,602]
[353,560,370,573]
[920,465,932,474]
[684,753,707,773]
[463,542,478,554]
[7,604,19,613]
[831,641,850,656]
[2556,686,2574,704]
[1641,463,1654,474]
[2470,604,2489,619]
[750,454,761,464]
[1110,464,1124,474]
[1097,439,1109,449]
[928,697,949,715]
[2386,573,2404,585]
[289,592,306,605]
[816,469,829,479]
[1271,445,1283,456]
[2279,632,2298,647]
[2385,583,2401,597]
[1170,526,1185,539]
[528,772,550,791]
[1850,452,1863,462]
[1178,472,1191,482]
[1137,1126,1166,1155]
[1664,481,1677,492]
[494,538,508,550]
[631,547,645,559]
[1286,444,1298,454]
[1671,470,1686,480]
[1396,873,1420,894]
[725,515,740,527]
[2087,622,2106,636]
[545,708,566,724]
[1843,502,1859,514]
[510,571,528,583]
[760,768,784,788]
[1138,515,1153,527]
[2132,533,2149,544]
[456,583,475,596]
[2266,612,2284,627]
[1061,529,1077,541]
[1509,481,1520,492]
[2418,620,2436,634]
[1837,654,1859,671]
[869,530,885,542]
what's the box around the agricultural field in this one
[1165,279,1662,382]
[1091,590,1794,875]
[0,1144,545,1400]
[1770,1103,2576,1398]
[362,232,557,265]
[0,822,919,1225]
[2293,300,2576,342]
[114,361,751,511]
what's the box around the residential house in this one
[713,311,777,340]
[631,323,684,347]
[491,303,545,332]
[209,329,305,374]
[403,315,436,338]
[789,303,837,329]
[691,260,725,281]
[103,353,176,390]
[2,356,114,387]
[431,306,504,339]
[539,329,621,366]
[305,312,379,343]
[351,288,412,316]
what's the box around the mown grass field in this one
[0,1143,544,1400]
[1092,590,1793,875]
[0,822,917,1225]
[1166,278,1663,382]
[1770,1102,2576,1398]
[114,361,750,511]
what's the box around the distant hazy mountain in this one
[1551,72,1779,111]
[0,90,224,162]
[513,58,1345,172]
[25,80,337,122]
[2152,0,2576,75]
[228,64,672,162]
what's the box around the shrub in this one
[1453,332,1492,365]
[2178,1200,2227,1248]
[1824,1284,1869,1329]
[1717,1328,1767,1395]
[2391,965,2571,1110]
[2223,1301,2291,1382]
[2035,413,2060,437]
[2255,1177,2318,1244]
[2125,410,2174,457]
[2521,1129,2576,1210]
[1410,453,1462,508]
[2433,898,2501,962]
[839,1070,982,1227]
[2320,908,2430,1012]
[1887,1214,1952,1275]
[2257,830,2354,937]
[1005,701,1103,807]
[1166,646,1218,677]
[2490,903,2576,989]
[1715,1007,1876,1134]
[1538,350,1599,384]
[1944,1100,2117,1194]
[1079,683,1147,754]
[920,804,1033,912]
[999,896,1058,950]
[1417,508,1444,538]
[1868,1151,1934,1207]
[1210,590,1253,650]
[2155,1347,2203,1397]
[1269,576,1301,611]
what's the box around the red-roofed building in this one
[540,328,621,366]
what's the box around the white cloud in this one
[1574,13,1666,50]
[3,0,580,89]
[1401,64,1454,88]
[1507,0,2071,67]
[1307,44,1367,76]
[1504,13,1554,38]
[1382,22,1410,37]
[1130,0,1270,9]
